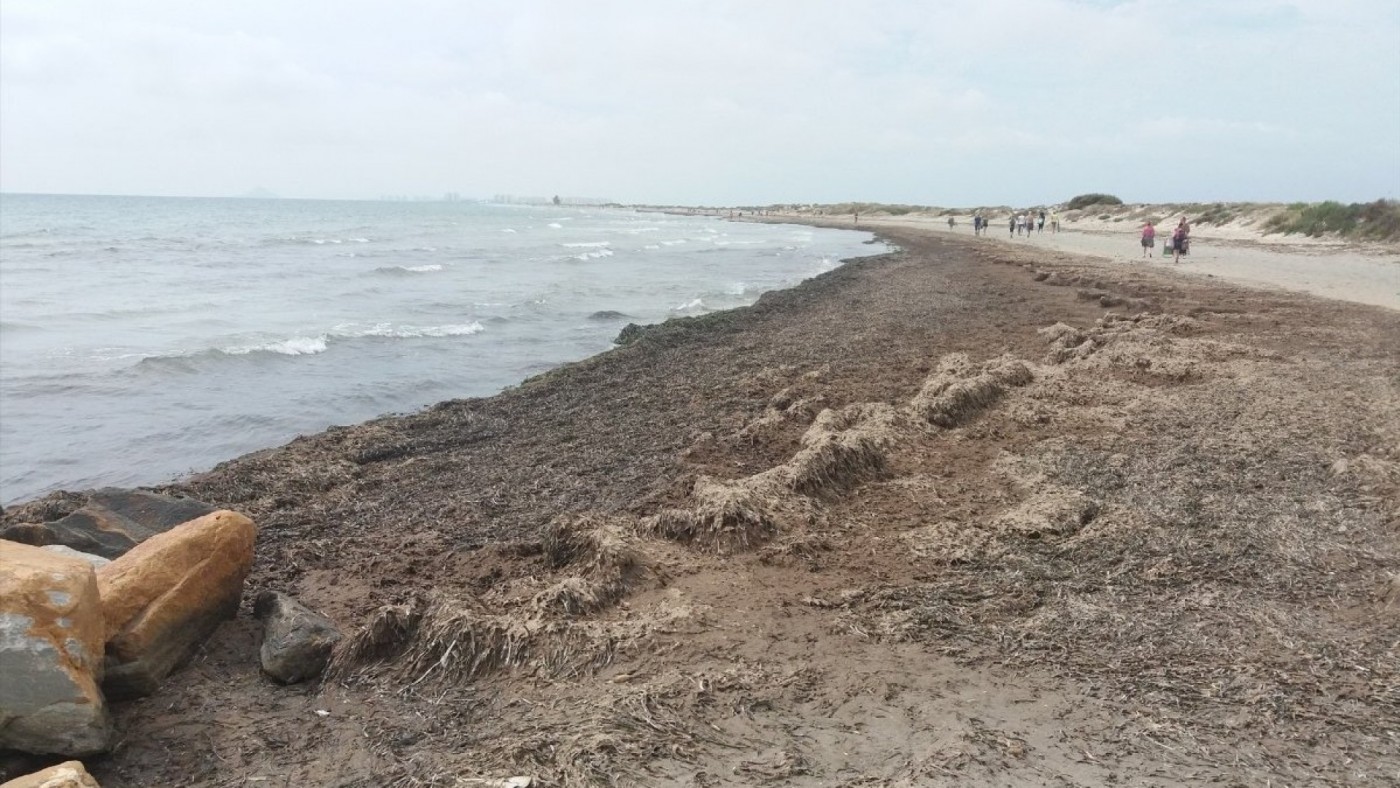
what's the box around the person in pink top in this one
[1140,221,1156,258]
[1171,217,1191,262]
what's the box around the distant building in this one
[492,194,614,206]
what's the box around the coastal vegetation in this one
[1263,199,1400,241]
[1065,193,1123,210]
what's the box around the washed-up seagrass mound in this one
[326,515,673,687]
[652,402,902,551]
[735,368,830,442]
[783,402,901,495]
[535,517,667,617]
[1040,312,1283,378]
[651,473,789,552]
[657,354,1042,553]
[328,592,700,688]
[909,353,1035,427]
[899,478,1102,565]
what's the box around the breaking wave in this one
[134,322,486,369]
[372,264,444,275]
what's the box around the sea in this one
[0,194,880,505]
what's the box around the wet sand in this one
[5,223,1397,786]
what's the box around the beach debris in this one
[252,590,342,684]
[534,518,665,617]
[784,402,899,494]
[95,511,256,699]
[909,354,1034,428]
[0,760,101,787]
[0,542,112,757]
[39,546,110,569]
[0,489,216,559]
[655,402,899,551]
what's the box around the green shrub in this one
[1067,193,1124,211]
[1264,199,1400,241]
[1194,203,1236,226]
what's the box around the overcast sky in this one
[2,0,1397,205]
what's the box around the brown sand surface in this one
[4,224,1398,786]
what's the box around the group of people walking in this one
[947,208,1197,264]
[1140,217,1191,262]
[971,209,1059,237]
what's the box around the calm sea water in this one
[0,194,879,505]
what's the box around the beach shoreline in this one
[4,222,1397,786]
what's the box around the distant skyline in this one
[2,0,1397,206]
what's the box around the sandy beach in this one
[4,220,1398,786]
[850,211,1400,311]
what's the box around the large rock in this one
[0,542,112,756]
[39,547,109,569]
[253,591,342,684]
[1,490,216,559]
[0,760,101,787]
[95,511,256,699]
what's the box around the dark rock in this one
[0,489,217,559]
[614,322,648,345]
[253,590,342,684]
[587,310,630,321]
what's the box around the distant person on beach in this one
[1038,210,1046,233]
[1171,217,1191,262]
[1016,214,1026,236]
[854,211,859,226]
[1009,215,1016,236]
[947,216,956,230]
[1140,221,1156,258]
[1050,210,1060,233]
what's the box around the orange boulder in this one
[0,542,111,756]
[95,511,256,699]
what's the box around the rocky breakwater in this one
[1,500,260,784]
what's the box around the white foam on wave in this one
[219,321,484,358]
[572,249,614,261]
[642,244,661,250]
[373,264,443,274]
[547,223,563,229]
[560,241,611,248]
[502,228,517,233]
[660,239,688,246]
[726,281,748,296]
[672,298,708,313]
[350,322,484,338]
[227,336,329,356]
